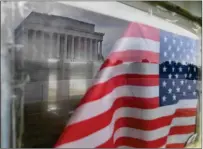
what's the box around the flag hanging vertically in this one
[55,22,199,148]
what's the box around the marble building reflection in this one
[15,11,104,104]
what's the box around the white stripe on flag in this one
[94,63,158,84]
[114,126,170,141]
[112,104,197,121]
[112,37,160,53]
[171,116,196,126]
[167,133,194,144]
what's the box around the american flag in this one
[55,22,199,148]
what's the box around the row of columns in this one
[72,36,103,61]
[24,29,103,62]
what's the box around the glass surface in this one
[1,1,202,148]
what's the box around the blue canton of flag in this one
[159,30,198,106]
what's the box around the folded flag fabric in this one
[55,22,199,148]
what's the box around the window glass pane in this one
[1,1,201,148]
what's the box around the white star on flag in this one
[175,74,179,79]
[163,66,167,72]
[186,54,190,60]
[176,87,180,92]
[193,91,196,95]
[172,53,175,58]
[162,96,166,102]
[164,36,168,42]
[168,88,172,94]
[162,81,167,87]
[180,41,183,46]
[172,80,175,86]
[168,74,172,79]
[173,95,176,100]
[164,51,167,57]
[168,45,172,50]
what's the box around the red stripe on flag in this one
[169,125,196,135]
[79,74,159,106]
[175,108,197,117]
[115,137,167,148]
[100,59,123,71]
[115,116,172,131]
[166,143,185,148]
[122,22,160,41]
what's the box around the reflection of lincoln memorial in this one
[14,12,105,103]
